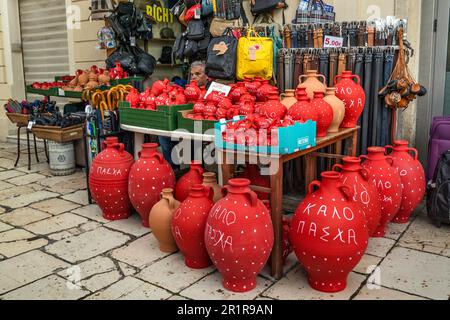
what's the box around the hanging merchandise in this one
[236,28,274,81]
[172,185,215,269]
[289,172,368,293]
[333,157,382,237]
[205,178,274,293]
[89,137,134,221]
[334,71,365,129]
[294,0,335,25]
[426,150,450,227]
[128,143,176,227]
[205,29,238,80]
[385,141,426,224]
[360,147,402,237]
[97,27,116,49]
[89,0,115,20]
[149,188,180,253]
[250,0,286,15]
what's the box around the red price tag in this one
[324,35,344,48]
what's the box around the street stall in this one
[3,0,429,295]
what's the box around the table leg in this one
[44,140,49,163]
[134,133,144,160]
[26,129,31,171]
[33,134,40,163]
[14,126,21,167]
[220,151,234,186]
[349,130,358,157]
[305,153,317,191]
[270,157,283,280]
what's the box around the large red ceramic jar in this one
[175,161,204,202]
[385,140,426,223]
[360,147,402,236]
[258,89,287,120]
[289,172,369,293]
[172,185,214,268]
[288,88,318,122]
[89,138,134,220]
[333,157,382,237]
[244,77,262,96]
[334,71,365,128]
[311,91,333,138]
[238,164,270,201]
[205,179,274,293]
[128,143,176,227]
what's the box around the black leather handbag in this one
[183,39,199,58]
[205,29,237,80]
[186,19,205,40]
[251,0,285,15]
[173,33,186,60]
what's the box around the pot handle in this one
[407,148,419,161]
[151,152,164,164]
[386,156,394,166]
[298,74,308,84]
[339,184,353,200]
[359,155,369,163]
[385,145,393,155]
[352,74,361,85]
[332,164,344,172]
[360,168,370,181]
[308,181,321,194]
[333,74,342,86]
[222,185,258,207]
[105,142,124,154]
[203,185,214,201]
[318,74,327,86]
[191,165,205,176]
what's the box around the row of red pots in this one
[289,140,425,293]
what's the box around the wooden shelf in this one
[152,38,176,42]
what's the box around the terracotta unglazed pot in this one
[280,90,297,109]
[288,88,318,122]
[334,71,365,128]
[385,140,426,223]
[89,138,134,220]
[297,70,327,100]
[323,87,345,133]
[289,172,369,293]
[333,157,382,237]
[172,185,214,268]
[311,91,333,138]
[202,172,222,202]
[175,161,204,202]
[128,143,176,227]
[360,147,402,237]
[205,179,274,293]
[149,188,180,253]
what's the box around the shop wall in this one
[0,3,10,140]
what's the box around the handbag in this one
[250,0,285,15]
[252,13,282,37]
[173,33,186,60]
[201,0,213,16]
[183,39,199,58]
[236,28,273,80]
[186,19,205,40]
[210,17,242,38]
[206,29,237,80]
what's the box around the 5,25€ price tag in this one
[324,35,344,48]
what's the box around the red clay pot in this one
[205,178,274,293]
[385,140,426,223]
[175,161,205,202]
[360,147,402,236]
[258,89,287,120]
[334,71,365,128]
[128,143,176,227]
[289,172,369,293]
[172,185,214,268]
[333,157,382,237]
[311,91,333,138]
[89,138,134,220]
[184,80,202,102]
[288,88,318,123]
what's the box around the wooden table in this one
[219,127,359,280]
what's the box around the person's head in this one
[190,61,208,87]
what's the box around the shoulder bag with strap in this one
[206,28,237,80]
[236,27,273,80]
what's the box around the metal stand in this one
[14,123,48,170]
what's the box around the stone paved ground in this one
[0,141,449,300]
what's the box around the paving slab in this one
[0,190,59,209]
[24,213,88,235]
[378,247,450,300]
[353,285,428,300]
[0,207,51,227]
[105,214,150,237]
[62,190,89,206]
[365,237,397,258]
[0,229,48,257]
[30,198,80,215]
[71,205,109,223]
[6,173,47,186]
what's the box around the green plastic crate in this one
[119,101,193,131]
[177,110,217,134]
[26,85,58,97]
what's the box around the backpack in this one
[427,116,450,181]
[426,150,450,227]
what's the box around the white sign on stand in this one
[204,81,232,99]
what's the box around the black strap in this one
[240,0,249,25]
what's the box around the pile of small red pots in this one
[127,78,187,110]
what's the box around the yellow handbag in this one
[236,28,274,80]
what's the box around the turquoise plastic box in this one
[215,119,317,155]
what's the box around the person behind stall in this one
[159,61,209,171]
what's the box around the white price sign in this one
[204,81,231,99]
[324,35,344,48]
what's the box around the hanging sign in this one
[146,4,174,23]
[324,35,344,48]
